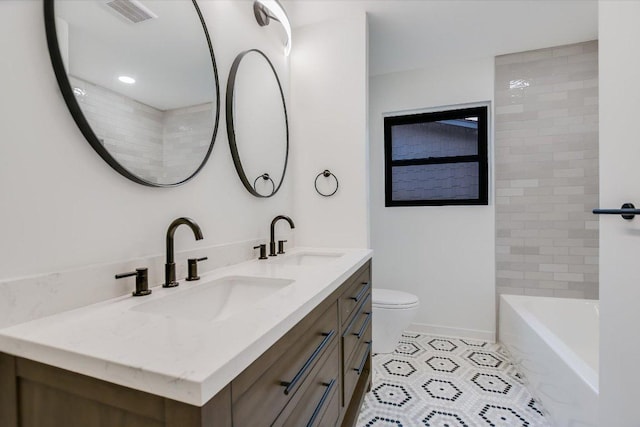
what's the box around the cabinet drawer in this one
[314,383,340,427]
[343,336,372,408]
[341,293,372,370]
[232,302,338,427]
[338,266,371,328]
[276,344,340,427]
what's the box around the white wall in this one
[598,2,640,424]
[290,13,369,248]
[369,59,496,340]
[0,1,293,280]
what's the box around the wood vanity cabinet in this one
[0,352,232,427]
[336,265,372,427]
[0,260,372,427]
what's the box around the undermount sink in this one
[132,276,293,322]
[275,251,344,266]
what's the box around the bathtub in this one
[499,295,599,427]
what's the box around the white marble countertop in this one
[0,247,372,406]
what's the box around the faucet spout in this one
[269,215,295,256]
[165,217,203,287]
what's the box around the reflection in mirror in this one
[44,0,219,186]
[227,49,288,198]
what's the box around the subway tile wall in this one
[162,103,213,184]
[70,76,213,184]
[71,76,164,181]
[494,41,598,299]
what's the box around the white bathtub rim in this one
[500,294,599,395]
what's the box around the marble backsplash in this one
[0,238,265,329]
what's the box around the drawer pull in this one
[353,342,372,376]
[343,294,371,338]
[306,378,336,427]
[352,312,372,339]
[350,281,370,302]
[281,330,336,395]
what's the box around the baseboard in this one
[406,322,496,343]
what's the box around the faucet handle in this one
[277,240,288,254]
[116,268,151,297]
[253,244,268,260]
[186,257,208,281]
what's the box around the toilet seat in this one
[372,288,419,309]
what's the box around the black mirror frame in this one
[43,0,220,187]
[226,49,289,198]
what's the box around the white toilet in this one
[372,288,420,354]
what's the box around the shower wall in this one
[495,41,599,299]
[70,75,212,183]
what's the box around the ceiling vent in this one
[105,0,158,24]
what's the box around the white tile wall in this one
[70,75,213,184]
[495,41,599,299]
[162,103,214,184]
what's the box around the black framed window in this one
[384,106,489,206]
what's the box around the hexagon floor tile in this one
[356,333,551,427]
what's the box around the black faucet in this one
[269,215,295,256]
[164,217,203,288]
[115,267,151,297]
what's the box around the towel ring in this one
[314,170,339,197]
[253,173,275,196]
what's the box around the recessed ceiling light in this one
[118,75,136,84]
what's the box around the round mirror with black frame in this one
[44,0,220,187]
[226,49,288,198]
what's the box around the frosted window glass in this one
[391,119,478,161]
[391,163,480,201]
[384,105,488,206]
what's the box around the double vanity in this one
[0,247,373,427]
[8,1,371,425]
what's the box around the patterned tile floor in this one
[356,333,552,427]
